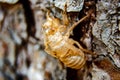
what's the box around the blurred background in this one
[0,0,66,80]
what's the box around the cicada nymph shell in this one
[42,9,92,69]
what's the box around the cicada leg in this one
[69,38,95,55]
[45,44,58,58]
[62,2,69,26]
[65,14,90,38]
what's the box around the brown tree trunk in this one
[0,0,119,80]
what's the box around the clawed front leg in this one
[45,45,58,58]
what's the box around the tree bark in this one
[0,0,119,80]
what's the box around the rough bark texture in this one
[0,0,120,80]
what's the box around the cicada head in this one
[43,11,61,35]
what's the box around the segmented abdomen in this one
[60,49,85,69]
[47,38,86,69]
